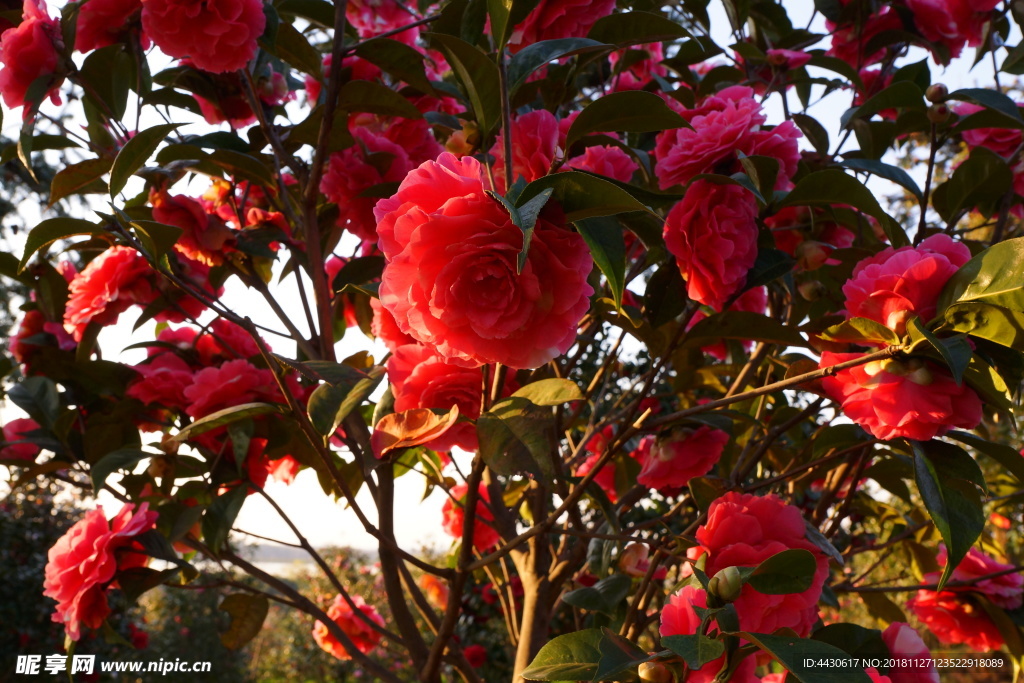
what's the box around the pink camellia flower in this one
[826,4,903,68]
[127,352,195,411]
[654,85,801,190]
[906,0,1000,61]
[43,503,158,640]
[575,452,618,503]
[321,127,413,243]
[387,344,517,452]
[842,234,971,337]
[766,48,811,70]
[375,152,593,369]
[0,0,62,111]
[565,145,637,183]
[76,0,148,52]
[442,482,500,550]
[305,54,382,103]
[663,179,759,312]
[371,298,416,352]
[636,425,730,493]
[906,588,1004,651]
[608,42,666,91]
[660,585,760,683]
[507,0,616,54]
[929,545,1024,609]
[695,492,829,636]
[1,417,42,461]
[151,190,236,267]
[195,318,262,365]
[312,594,386,660]
[881,622,939,683]
[141,0,265,73]
[183,359,282,418]
[955,102,1023,156]
[346,0,422,47]
[819,352,983,441]
[63,246,157,342]
[489,109,561,192]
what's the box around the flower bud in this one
[797,280,826,301]
[925,83,948,102]
[927,103,951,123]
[796,240,830,271]
[708,565,744,603]
[639,661,675,683]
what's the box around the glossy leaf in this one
[18,217,101,271]
[661,634,725,670]
[202,486,247,553]
[170,403,284,446]
[516,170,653,222]
[594,628,655,680]
[587,10,690,46]
[91,448,150,493]
[930,147,1012,223]
[575,216,626,307]
[745,548,818,595]
[937,236,1024,314]
[49,157,112,206]
[564,91,688,148]
[355,37,435,94]
[109,123,181,197]
[686,311,808,348]
[839,158,923,201]
[562,574,631,616]
[338,80,423,119]
[819,317,900,346]
[507,38,609,93]
[512,378,584,406]
[520,628,602,681]
[739,633,872,683]
[906,317,971,384]
[425,32,501,133]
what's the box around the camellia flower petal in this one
[141,0,265,73]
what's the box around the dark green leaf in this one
[202,486,247,553]
[520,628,602,681]
[947,87,1024,124]
[80,45,133,120]
[91,448,150,493]
[49,157,112,206]
[937,236,1024,314]
[355,38,435,94]
[565,91,688,148]
[661,634,725,670]
[594,628,655,680]
[131,220,184,260]
[930,147,1012,223]
[507,38,609,93]
[219,594,269,649]
[906,317,971,384]
[739,632,872,683]
[562,574,631,616]
[839,158,923,200]
[686,311,807,348]
[477,397,555,479]
[260,22,321,76]
[746,548,818,595]
[516,170,653,222]
[338,80,423,119]
[170,403,284,446]
[425,32,501,134]
[841,81,925,127]
[947,430,1024,485]
[18,217,101,272]
[587,10,691,46]
[576,216,626,307]
[110,123,182,197]
[744,248,795,289]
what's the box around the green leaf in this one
[746,548,818,595]
[170,403,284,446]
[937,236,1024,314]
[80,45,133,121]
[594,628,655,680]
[511,378,584,405]
[841,81,925,127]
[587,10,691,46]
[947,430,1024,486]
[819,317,900,346]
[338,80,423,119]
[565,91,688,149]
[477,397,556,479]
[520,628,602,681]
[779,169,908,247]
[686,311,808,348]
[202,486,247,553]
[906,317,971,384]
[839,158,923,201]
[947,87,1024,125]
[575,216,626,307]
[91,448,150,493]
[49,157,112,206]
[739,632,872,683]
[109,123,181,198]
[18,217,101,272]
[737,155,779,199]
[260,22,321,76]
[744,248,795,289]
[912,440,986,590]
[930,147,1012,223]
[355,38,435,94]
[961,355,1013,410]
[131,220,184,260]
[562,574,631,616]
[307,369,385,437]
[507,38,609,93]
[661,634,725,670]
[425,32,501,134]
[219,594,269,649]
[516,170,653,222]
[8,377,60,429]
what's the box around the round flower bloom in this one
[489,109,561,192]
[842,234,971,337]
[881,622,939,683]
[695,492,830,636]
[387,343,517,452]
[183,359,282,418]
[508,0,616,53]
[321,127,413,243]
[819,352,983,441]
[565,144,638,183]
[346,0,422,46]
[127,352,195,411]
[955,102,1023,156]
[312,594,386,660]
[141,0,265,73]
[930,545,1024,610]
[376,152,593,369]
[906,0,999,61]
[463,644,487,668]
[663,179,759,312]
[575,452,618,503]
[906,588,1004,651]
[608,42,666,91]
[826,5,902,68]
[0,0,62,110]
[63,246,157,342]
[76,0,148,52]
[442,482,500,550]
[43,503,158,640]
[1,417,42,461]
[151,190,236,267]
[766,48,812,70]
[195,318,262,365]
[636,425,730,493]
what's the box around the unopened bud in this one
[797,280,826,301]
[796,240,831,271]
[927,103,951,123]
[708,565,744,603]
[639,661,674,683]
[925,83,948,103]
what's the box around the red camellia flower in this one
[608,42,666,91]
[906,0,999,60]
[826,4,902,68]
[508,0,616,53]
[565,145,637,183]
[127,352,195,411]
[654,85,800,190]
[346,0,422,47]
[463,644,487,668]
[663,179,759,312]
[387,343,517,452]
[1,417,42,461]
[842,234,971,337]
[194,318,262,365]
[141,0,265,73]
[442,482,500,550]
[695,492,829,636]
[955,101,1023,156]
[376,152,593,369]
[819,352,983,441]
[635,425,730,493]
[575,452,618,503]
[43,503,158,640]
[312,594,386,660]
[0,0,62,111]
[63,246,157,342]
[371,298,416,352]
[930,545,1024,609]
[489,109,561,192]
[183,359,282,418]
[151,190,236,267]
[76,0,148,52]
[881,622,939,683]
[906,588,1004,651]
